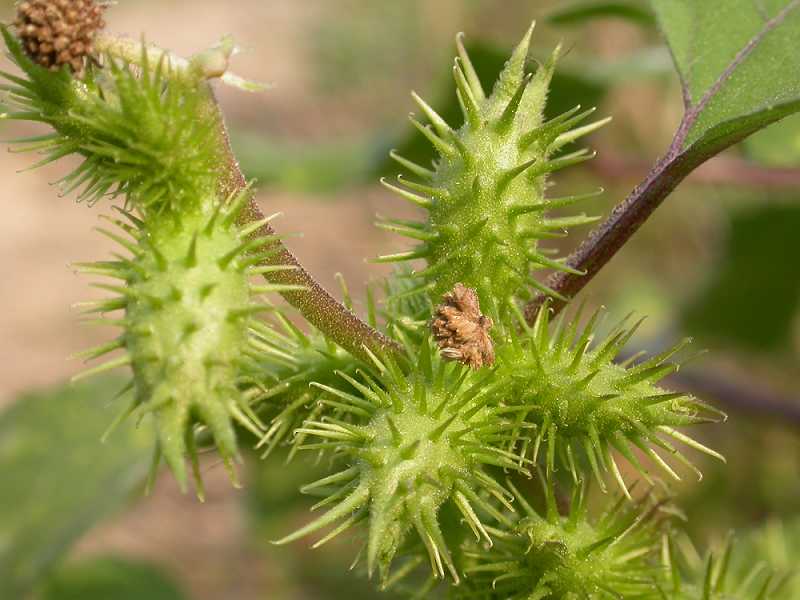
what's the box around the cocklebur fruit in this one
[74,194,302,496]
[377,23,607,324]
[3,17,291,495]
[452,481,668,600]
[1,25,219,211]
[249,273,433,461]
[495,302,725,494]
[273,339,529,584]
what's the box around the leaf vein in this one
[681,0,800,145]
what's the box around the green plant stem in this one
[207,88,403,363]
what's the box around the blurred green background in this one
[0,1,798,598]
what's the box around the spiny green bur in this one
[496,302,726,495]
[75,196,282,496]
[273,340,529,584]
[0,25,288,495]
[251,273,440,461]
[0,26,218,208]
[252,272,436,461]
[454,483,664,600]
[378,23,606,322]
[1,14,751,600]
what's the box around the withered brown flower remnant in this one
[431,283,495,369]
[14,0,107,75]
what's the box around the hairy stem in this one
[208,88,402,362]
[523,149,697,323]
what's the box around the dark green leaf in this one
[683,204,800,352]
[547,1,656,28]
[0,379,153,598]
[41,556,187,600]
[650,0,800,155]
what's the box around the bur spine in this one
[249,316,358,460]
[660,533,788,599]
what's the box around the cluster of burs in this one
[1,4,788,598]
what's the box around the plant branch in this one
[208,88,403,363]
[523,148,698,323]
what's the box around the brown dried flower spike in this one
[14,0,107,75]
[431,283,495,369]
